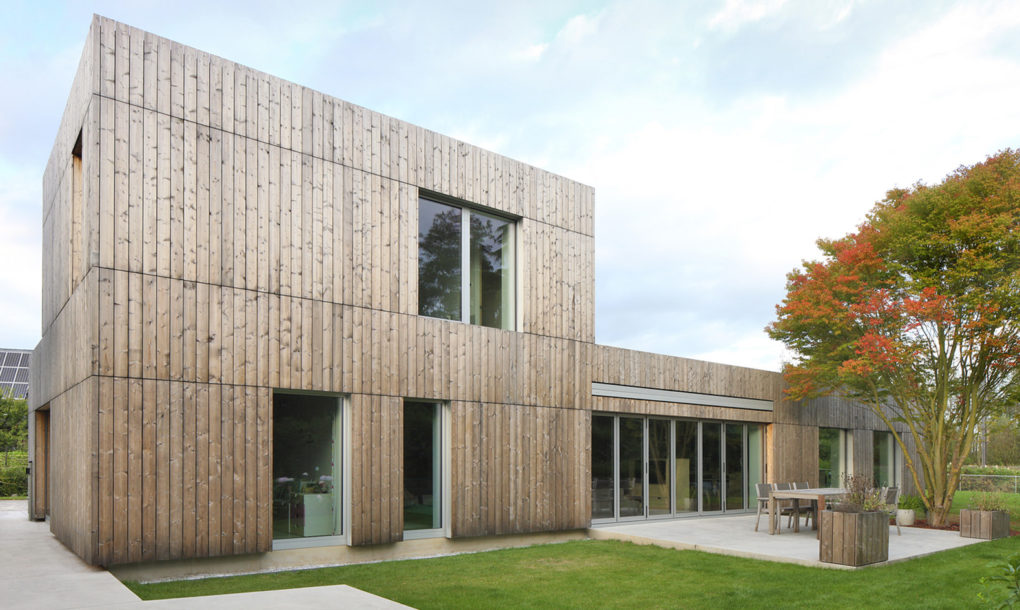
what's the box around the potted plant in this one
[819,474,889,567]
[960,492,1011,540]
[897,494,925,526]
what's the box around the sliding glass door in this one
[591,414,764,522]
[702,423,722,512]
[725,424,745,511]
[675,421,698,514]
[591,416,615,520]
[648,419,671,516]
[619,417,645,518]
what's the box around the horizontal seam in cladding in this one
[89,374,589,412]
[89,265,595,345]
[91,93,594,238]
[29,375,96,411]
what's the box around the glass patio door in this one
[725,424,745,511]
[701,423,722,511]
[674,421,698,514]
[590,415,762,522]
[273,393,342,545]
[618,417,645,519]
[647,419,671,516]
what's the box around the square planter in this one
[819,510,889,567]
[959,509,1010,540]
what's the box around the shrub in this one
[898,494,926,513]
[0,466,27,497]
[978,553,1020,608]
[832,473,885,512]
[1,450,28,469]
[971,492,1009,512]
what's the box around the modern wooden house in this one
[28,16,916,575]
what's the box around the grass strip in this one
[124,537,1020,608]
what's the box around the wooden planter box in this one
[819,510,889,567]
[959,509,1010,540]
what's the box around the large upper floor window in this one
[418,197,516,330]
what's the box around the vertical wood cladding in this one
[34,16,595,565]
[450,402,590,537]
[47,379,97,565]
[89,378,271,565]
[591,345,781,403]
[35,16,912,568]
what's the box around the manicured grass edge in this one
[121,536,1020,608]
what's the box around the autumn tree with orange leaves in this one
[768,150,1020,527]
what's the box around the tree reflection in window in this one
[470,213,512,329]
[418,198,515,330]
[418,200,462,321]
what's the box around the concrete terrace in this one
[0,500,407,610]
[590,513,984,569]
[1,497,991,609]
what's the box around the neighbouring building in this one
[28,16,917,577]
[0,348,31,399]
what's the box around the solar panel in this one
[0,349,31,399]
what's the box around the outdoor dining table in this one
[768,487,847,537]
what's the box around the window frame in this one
[402,399,451,540]
[417,193,518,331]
[819,427,854,487]
[271,391,350,551]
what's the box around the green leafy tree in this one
[987,415,1020,466]
[0,393,28,466]
[768,150,1020,527]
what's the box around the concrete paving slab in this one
[0,500,140,609]
[0,500,408,609]
[591,513,986,569]
[105,584,411,609]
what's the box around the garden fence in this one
[958,474,1020,494]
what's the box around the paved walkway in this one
[590,513,985,569]
[0,500,408,609]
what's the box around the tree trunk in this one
[929,502,950,527]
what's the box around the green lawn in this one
[124,537,1020,608]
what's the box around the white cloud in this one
[565,1,1020,370]
[4,0,1020,372]
[555,13,603,45]
[517,42,549,61]
[708,0,790,32]
[691,332,786,372]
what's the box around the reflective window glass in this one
[418,198,515,330]
[418,199,462,321]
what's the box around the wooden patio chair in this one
[882,486,901,535]
[791,481,817,529]
[774,482,796,532]
[753,482,772,532]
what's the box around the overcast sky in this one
[3,0,1020,371]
